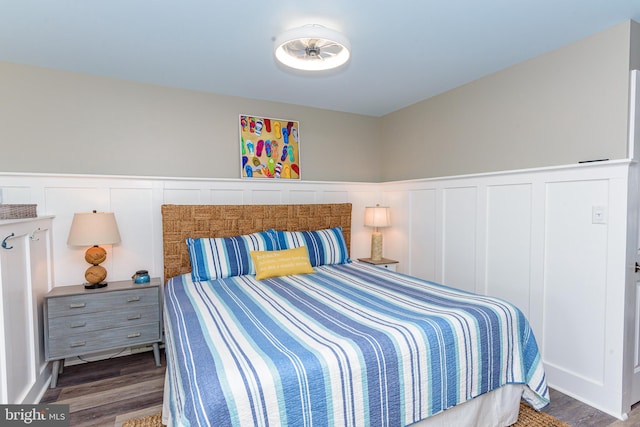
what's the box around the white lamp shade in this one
[67,211,121,246]
[364,206,391,228]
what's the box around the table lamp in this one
[364,204,391,261]
[67,210,121,289]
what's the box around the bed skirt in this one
[162,377,524,427]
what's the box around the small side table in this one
[43,278,163,388]
[357,257,399,272]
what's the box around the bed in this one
[160,203,549,427]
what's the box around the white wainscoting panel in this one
[543,180,609,384]
[164,188,203,204]
[210,189,245,204]
[635,281,640,399]
[442,187,478,293]
[348,190,389,261]
[1,186,31,203]
[0,232,35,403]
[319,191,350,204]
[380,160,634,419]
[0,217,54,404]
[28,224,54,403]
[0,174,379,287]
[250,189,283,204]
[408,189,438,281]
[111,188,157,285]
[485,184,532,317]
[380,190,410,269]
[288,190,317,204]
[0,161,635,418]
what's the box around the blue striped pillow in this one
[187,231,277,281]
[269,227,350,267]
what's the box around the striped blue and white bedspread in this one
[163,262,549,427]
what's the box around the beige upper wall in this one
[1,21,636,183]
[379,21,633,181]
[0,62,380,182]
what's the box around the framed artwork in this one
[239,114,301,179]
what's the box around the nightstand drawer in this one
[377,263,397,272]
[357,257,399,272]
[47,322,161,359]
[47,287,157,318]
[47,304,160,338]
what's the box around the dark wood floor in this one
[40,351,166,427]
[40,351,639,426]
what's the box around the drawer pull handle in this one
[69,302,86,309]
[127,314,142,320]
[70,322,86,328]
[127,332,141,339]
[70,341,86,348]
[127,296,141,303]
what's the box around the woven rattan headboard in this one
[161,203,352,280]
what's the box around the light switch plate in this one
[592,206,606,224]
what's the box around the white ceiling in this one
[2,0,640,117]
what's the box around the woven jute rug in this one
[121,403,569,427]
[515,402,570,426]
[121,412,163,427]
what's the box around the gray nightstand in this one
[44,278,163,388]
[357,257,399,272]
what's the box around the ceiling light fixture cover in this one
[274,24,351,71]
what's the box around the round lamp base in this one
[84,282,108,289]
[85,264,107,285]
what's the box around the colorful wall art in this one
[240,115,301,179]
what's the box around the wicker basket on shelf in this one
[0,204,37,219]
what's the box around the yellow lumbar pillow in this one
[250,246,315,280]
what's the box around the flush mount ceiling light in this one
[274,24,351,71]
